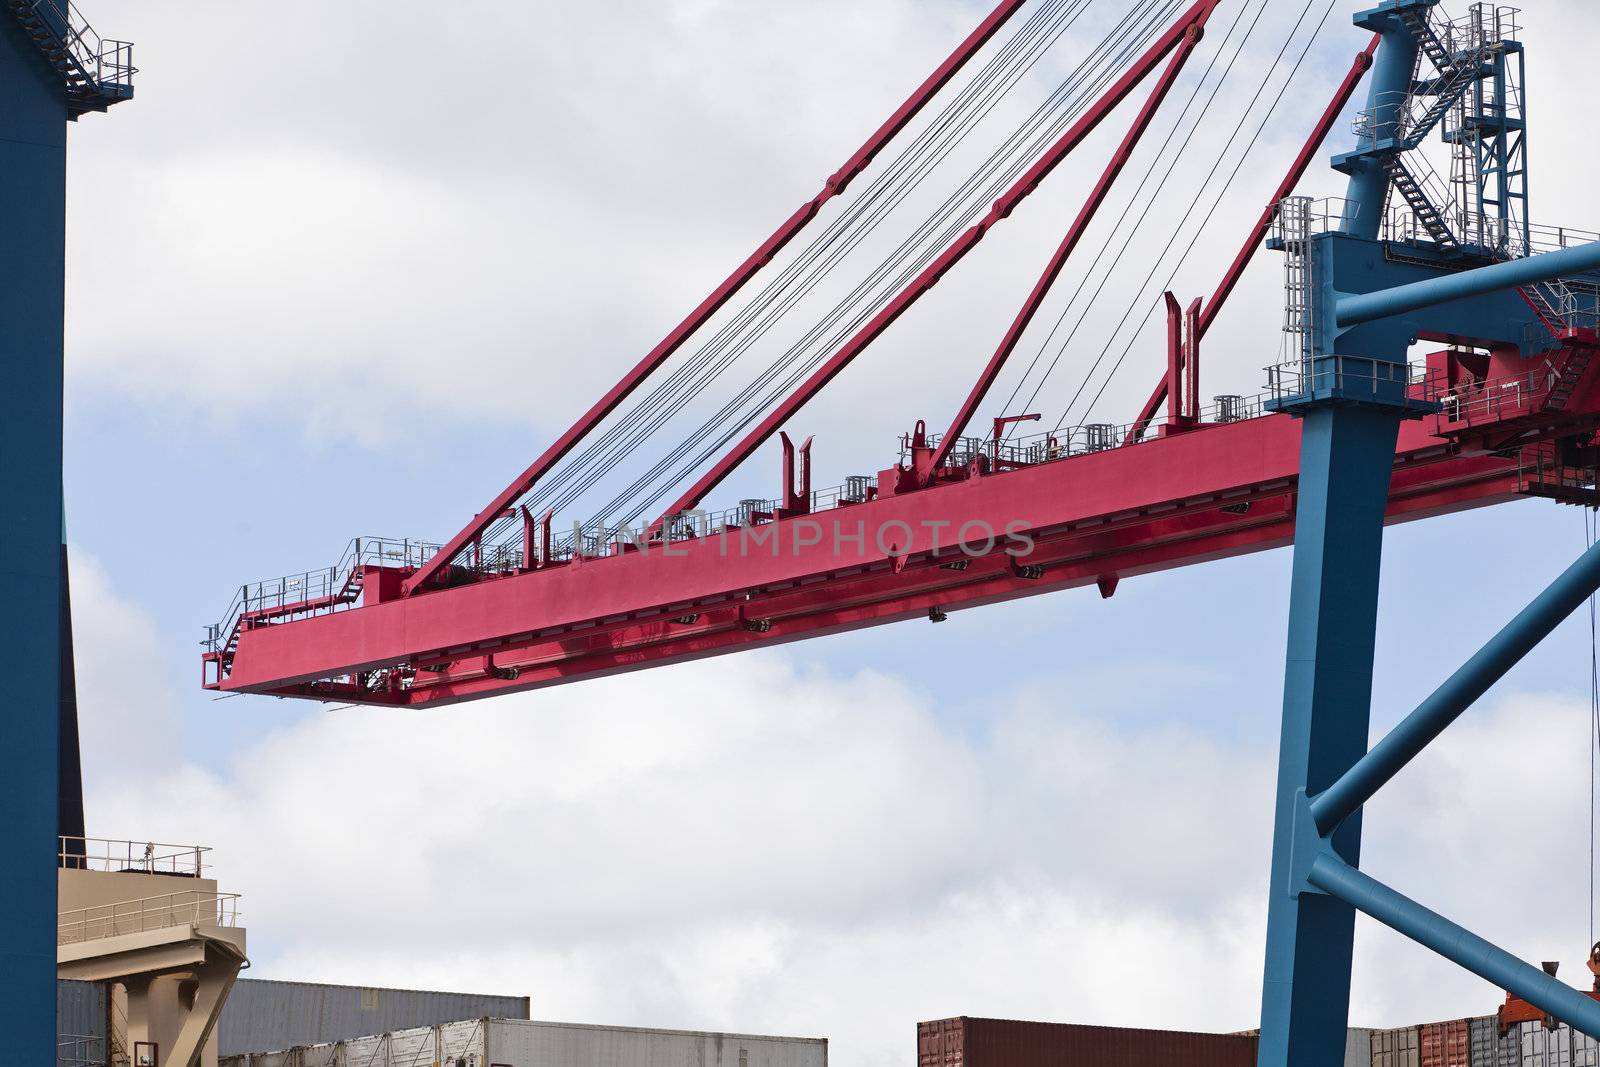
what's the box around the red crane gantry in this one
[201,0,1600,707]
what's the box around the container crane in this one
[197,2,1600,1066]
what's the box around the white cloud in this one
[67,547,184,789]
[86,639,1600,1062]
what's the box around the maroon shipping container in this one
[1420,1019,1471,1067]
[918,1016,1259,1067]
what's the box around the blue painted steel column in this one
[0,15,67,1057]
[1343,9,1417,240]
[1258,404,1404,1067]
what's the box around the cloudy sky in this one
[56,0,1600,1062]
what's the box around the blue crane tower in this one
[1261,2,1600,1064]
[0,0,132,1058]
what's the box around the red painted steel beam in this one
[1127,33,1380,443]
[229,453,1524,707]
[402,0,1030,597]
[921,16,1210,479]
[651,0,1223,527]
[211,344,1600,706]
[218,384,1583,705]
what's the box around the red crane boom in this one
[199,5,1600,709]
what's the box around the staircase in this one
[1544,347,1595,411]
[1519,282,1568,336]
[1383,154,1460,252]
[1518,441,1600,506]
[4,0,134,118]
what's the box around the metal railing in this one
[11,0,136,92]
[57,1035,104,1067]
[1266,354,1433,407]
[58,889,242,946]
[1435,368,1543,426]
[59,836,210,877]
[1272,196,1359,241]
[205,537,441,654]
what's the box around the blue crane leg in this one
[1312,537,1600,833]
[1258,404,1404,1067]
[1308,854,1600,1037]
[0,16,67,1058]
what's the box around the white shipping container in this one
[221,1018,827,1067]
[483,1019,826,1067]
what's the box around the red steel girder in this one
[213,378,1591,707]
[402,0,1030,597]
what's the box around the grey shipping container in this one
[216,978,530,1057]
[221,1017,827,1067]
[1469,1015,1519,1067]
[1374,1026,1422,1067]
[1346,1029,1375,1067]
[919,1016,1257,1067]
[1520,1020,1600,1067]
[56,980,108,1066]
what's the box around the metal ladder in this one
[1280,196,1315,360]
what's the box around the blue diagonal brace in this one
[1307,853,1600,1038]
[1311,537,1600,835]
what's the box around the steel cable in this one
[575,1,1189,536]
[471,0,1096,552]
[1063,0,1335,431]
[545,0,1176,541]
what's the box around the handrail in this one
[58,835,210,877]
[11,0,136,93]
[57,890,242,946]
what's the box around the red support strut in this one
[919,15,1211,483]
[403,0,1031,596]
[1126,34,1380,443]
[653,0,1222,528]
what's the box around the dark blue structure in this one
[1259,2,1600,1064]
[0,2,131,1060]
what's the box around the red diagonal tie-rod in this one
[918,13,1210,483]
[403,0,1030,596]
[1125,33,1380,443]
[652,0,1221,529]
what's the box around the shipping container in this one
[221,1017,827,1067]
[56,980,108,1066]
[918,1016,1257,1067]
[1469,1015,1519,1067]
[216,978,530,1056]
[1347,1029,1375,1067]
[1374,1026,1422,1067]
[1423,1019,1473,1067]
[1196,1026,1370,1066]
[1520,1020,1600,1067]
